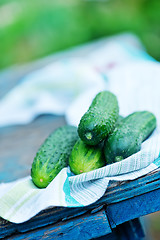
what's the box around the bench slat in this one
[5,209,111,240]
[0,169,159,239]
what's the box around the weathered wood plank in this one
[0,169,159,239]
[106,187,160,227]
[6,209,111,240]
[0,219,16,239]
[99,169,160,205]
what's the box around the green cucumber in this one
[69,139,106,175]
[104,111,157,164]
[31,125,78,188]
[117,115,124,125]
[78,91,119,145]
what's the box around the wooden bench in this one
[0,39,160,239]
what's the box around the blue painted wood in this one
[99,170,160,205]
[16,207,89,233]
[16,170,160,232]
[106,187,160,227]
[0,222,16,239]
[0,170,160,239]
[7,210,111,240]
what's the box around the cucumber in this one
[117,115,124,125]
[69,139,106,175]
[104,111,157,164]
[78,91,119,145]
[31,125,78,188]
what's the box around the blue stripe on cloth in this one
[153,156,160,167]
[119,41,156,62]
[63,176,83,207]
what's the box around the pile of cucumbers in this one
[31,91,157,188]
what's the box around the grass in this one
[0,0,160,69]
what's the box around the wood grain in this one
[3,210,111,240]
[0,169,160,239]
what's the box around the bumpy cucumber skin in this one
[78,91,119,145]
[104,111,157,164]
[31,125,78,188]
[69,139,106,175]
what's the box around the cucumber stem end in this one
[115,156,124,162]
[85,132,92,140]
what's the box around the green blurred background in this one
[0,0,160,70]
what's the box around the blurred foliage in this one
[0,0,160,69]
[147,212,160,240]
